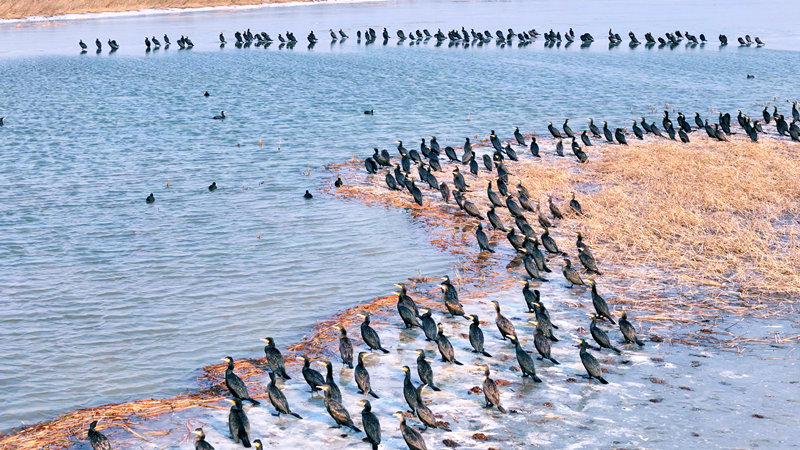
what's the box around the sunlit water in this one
[1,0,800,434]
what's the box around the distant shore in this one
[0,0,325,20]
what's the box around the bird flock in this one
[77,26,767,53]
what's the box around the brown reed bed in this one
[0,0,314,20]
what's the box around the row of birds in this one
[77,27,766,52]
[78,34,195,52]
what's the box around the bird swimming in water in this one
[299,355,324,392]
[208,181,217,191]
[320,385,361,432]
[304,190,313,199]
[364,109,374,115]
[360,313,389,353]
[491,300,516,340]
[336,326,354,368]
[436,323,463,365]
[334,176,343,187]
[222,356,260,405]
[468,314,492,357]
[203,91,210,97]
[228,398,252,447]
[360,400,381,450]
[262,337,291,379]
[510,336,543,381]
[619,311,645,346]
[395,412,427,450]
[355,352,380,398]
[577,339,608,384]
[192,427,214,450]
[482,365,507,413]
[562,259,585,288]
[88,420,111,450]
[266,371,303,419]
[213,110,226,120]
[146,193,155,204]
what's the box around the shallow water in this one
[2,0,800,435]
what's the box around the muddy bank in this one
[3,130,799,449]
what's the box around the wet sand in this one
[0,0,324,20]
[3,130,799,449]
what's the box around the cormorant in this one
[414,349,441,391]
[304,190,313,199]
[395,412,427,450]
[266,371,303,419]
[439,276,467,318]
[541,228,561,255]
[213,110,226,120]
[580,130,592,147]
[577,339,608,384]
[95,38,102,50]
[562,259,585,287]
[420,309,438,341]
[563,119,575,138]
[510,336,542,381]
[468,314,492,356]
[533,326,559,364]
[522,281,540,312]
[533,304,559,342]
[262,337,290,379]
[397,292,421,328]
[146,193,155,204]
[505,195,524,218]
[360,400,381,450]
[602,121,614,142]
[589,118,601,137]
[299,355,324,392]
[482,366,507,413]
[536,202,552,228]
[88,420,111,450]
[487,206,507,232]
[463,197,484,219]
[355,352,379,398]
[435,323,463,365]
[530,135,540,157]
[360,313,389,353]
[548,196,564,219]
[79,40,88,51]
[228,398,252,447]
[476,223,494,253]
[193,428,214,450]
[548,121,562,138]
[632,121,644,139]
[619,312,645,346]
[401,365,419,412]
[334,176,343,187]
[320,385,361,432]
[208,181,217,192]
[204,91,210,97]
[222,357,260,405]
[364,109,374,115]
[569,193,583,215]
[590,314,621,353]
[491,300,516,340]
[514,126,526,145]
[555,138,564,157]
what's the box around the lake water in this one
[1,0,799,434]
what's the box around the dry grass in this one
[0,0,313,19]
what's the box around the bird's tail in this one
[350,424,362,433]
[612,347,622,354]
[533,375,543,383]
[370,391,380,399]
[430,385,441,391]
[550,335,559,342]
[240,432,252,447]
[635,338,645,346]
[482,351,492,357]
[454,360,464,366]
[372,443,379,450]
[497,405,507,414]
[598,377,609,384]
[280,370,292,380]
[247,398,260,405]
[380,348,390,354]
[290,412,303,419]
[549,357,560,365]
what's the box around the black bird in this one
[548,196,564,219]
[360,400,381,450]
[222,357,260,405]
[334,176,343,188]
[213,110,226,120]
[321,385,361,432]
[533,326,560,364]
[335,326,354,368]
[541,228,562,255]
[619,311,645,346]
[569,193,583,215]
[490,130,503,152]
[491,300,516,340]
[219,32,226,44]
[299,355,325,392]
[360,313,389,353]
[548,121,562,138]
[321,361,343,403]
[440,276,467,318]
[602,121,614,142]
[401,365,419,412]
[533,303,559,342]
[262,337,290,379]
[228,398,252,447]
[563,119,575,138]
[203,91,210,97]
[579,247,602,275]
[396,291,421,328]
[436,323,463,365]
[530,135,541,157]
[482,366,507,413]
[463,197,484,220]
[88,420,111,450]
[522,249,547,282]
[510,336,543,381]
[577,339,608,384]
[589,118,601,137]
[95,38,102,50]
[514,126,526,145]
[562,259,585,288]
[632,121,644,140]
[679,127,690,143]
[438,182,451,203]
[476,223,494,253]
[590,314,622,353]
[79,40,88,51]
[146,193,155,204]
[304,190,313,199]
[207,181,217,192]
[395,412,427,450]
[468,314,492,357]
[506,195,524,218]
[580,130,592,146]
[522,281,540,312]
[415,384,448,431]
[193,428,214,450]
[419,309,438,341]
[266,371,303,419]
[355,352,380,398]
[413,349,442,393]
[487,206,507,232]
